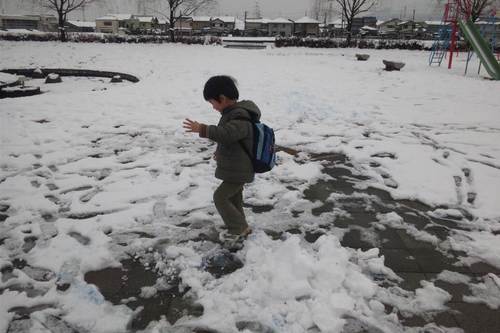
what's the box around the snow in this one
[192,16,211,22]
[294,16,321,24]
[67,20,96,28]
[376,212,439,245]
[463,273,500,309]
[1,41,500,332]
[162,233,403,332]
[448,230,500,269]
[269,18,293,24]
[435,270,471,285]
[0,73,18,86]
[213,16,235,23]
[221,36,276,42]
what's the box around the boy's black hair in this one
[203,75,239,102]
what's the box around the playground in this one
[429,0,500,80]
[1,16,500,333]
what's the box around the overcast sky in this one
[0,0,476,21]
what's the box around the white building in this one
[268,18,293,37]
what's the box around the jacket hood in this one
[225,100,261,122]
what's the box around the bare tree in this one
[164,0,216,42]
[40,0,95,41]
[457,0,494,21]
[335,0,376,44]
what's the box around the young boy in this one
[183,75,260,243]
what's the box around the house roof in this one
[67,20,96,28]
[424,20,441,25]
[96,16,119,21]
[377,18,401,26]
[361,25,378,31]
[136,16,155,23]
[246,18,271,24]
[213,16,235,23]
[294,16,320,24]
[107,14,133,21]
[269,17,292,24]
[192,16,211,22]
[0,15,40,21]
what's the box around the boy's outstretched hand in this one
[183,118,201,133]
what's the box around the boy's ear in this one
[219,94,227,102]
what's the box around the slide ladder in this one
[429,27,451,66]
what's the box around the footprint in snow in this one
[68,231,91,245]
[153,201,167,219]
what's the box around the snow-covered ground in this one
[1,41,499,332]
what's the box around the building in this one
[96,14,149,34]
[191,16,211,33]
[95,15,119,34]
[475,18,500,47]
[351,16,377,34]
[359,25,378,37]
[211,16,235,34]
[0,14,57,31]
[158,18,169,32]
[377,18,401,37]
[0,15,39,30]
[268,18,293,37]
[324,18,345,36]
[245,18,270,36]
[173,16,193,35]
[66,20,96,33]
[134,16,158,32]
[37,15,58,31]
[292,16,320,36]
[424,20,447,36]
[396,20,428,38]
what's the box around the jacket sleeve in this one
[199,120,250,144]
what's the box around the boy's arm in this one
[200,120,250,144]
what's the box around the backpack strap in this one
[232,116,254,160]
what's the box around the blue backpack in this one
[239,119,276,173]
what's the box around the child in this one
[183,75,260,243]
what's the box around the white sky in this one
[0,0,471,21]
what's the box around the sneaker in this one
[220,227,252,251]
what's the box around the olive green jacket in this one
[199,100,261,183]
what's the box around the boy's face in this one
[208,98,224,112]
[208,95,236,112]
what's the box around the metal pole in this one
[447,1,458,69]
[464,49,471,75]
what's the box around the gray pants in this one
[213,181,248,235]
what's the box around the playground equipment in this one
[429,0,500,80]
[460,19,500,80]
[429,0,460,68]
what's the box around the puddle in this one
[84,258,203,330]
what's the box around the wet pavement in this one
[2,151,499,332]
[301,152,500,333]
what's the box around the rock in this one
[356,54,370,61]
[236,321,276,333]
[0,86,42,98]
[341,316,385,333]
[7,318,33,333]
[45,73,62,84]
[202,250,243,278]
[32,68,45,78]
[110,75,123,83]
[44,315,80,333]
[383,60,405,71]
[22,265,55,281]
